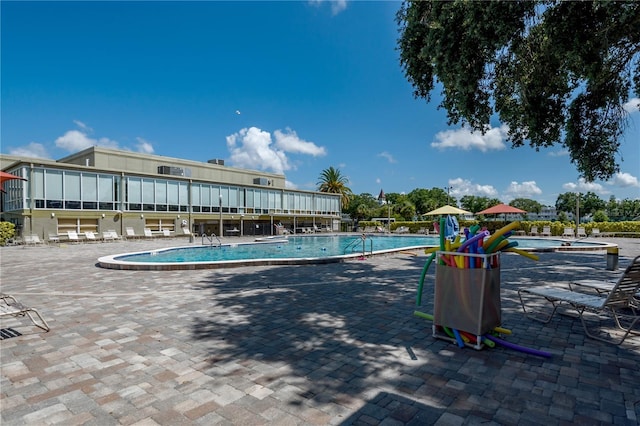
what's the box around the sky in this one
[2,1,639,207]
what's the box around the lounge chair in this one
[577,227,587,238]
[48,233,60,244]
[590,228,601,237]
[162,229,172,237]
[125,227,139,239]
[562,227,575,238]
[541,226,551,237]
[24,235,44,246]
[84,231,99,243]
[67,231,81,243]
[517,255,640,345]
[529,226,538,236]
[144,228,155,239]
[0,294,50,332]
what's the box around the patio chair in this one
[67,231,81,243]
[125,227,139,239]
[84,231,99,243]
[577,227,587,238]
[562,227,575,238]
[24,235,44,246]
[590,228,601,238]
[529,226,538,236]
[0,294,50,332]
[517,255,640,345]
[48,233,60,244]
[541,226,551,237]
[144,228,155,239]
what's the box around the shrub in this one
[0,222,16,246]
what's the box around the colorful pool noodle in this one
[416,252,436,306]
[482,221,521,251]
[457,230,490,253]
[413,311,434,321]
[505,247,539,261]
[483,334,552,358]
[493,326,512,335]
[452,329,465,347]
[459,331,496,348]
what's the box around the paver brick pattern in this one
[1,237,639,425]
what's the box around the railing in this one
[202,233,221,247]
[343,235,373,255]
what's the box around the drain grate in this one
[0,328,23,340]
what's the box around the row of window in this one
[4,167,341,215]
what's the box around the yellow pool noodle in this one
[505,247,539,261]
[483,221,520,251]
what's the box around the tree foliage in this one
[510,198,542,215]
[317,166,353,208]
[397,1,640,181]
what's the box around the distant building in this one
[377,189,386,205]
[1,147,341,239]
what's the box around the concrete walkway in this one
[1,236,639,425]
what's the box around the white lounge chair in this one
[541,226,551,237]
[518,255,640,345]
[24,235,44,246]
[144,228,155,239]
[84,231,99,243]
[162,229,172,237]
[1,294,50,332]
[591,228,601,237]
[562,227,575,238]
[529,226,538,236]
[125,227,139,239]
[577,227,587,238]
[48,233,60,244]
[67,231,81,243]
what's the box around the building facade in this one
[1,147,341,240]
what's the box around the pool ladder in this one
[344,235,373,255]
[202,233,222,247]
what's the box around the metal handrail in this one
[343,235,373,255]
[202,233,221,247]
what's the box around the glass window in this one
[46,170,63,200]
[82,174,98,201]
[64,172,81,200]
[167,181,179,205]
[155,180,167,204]
[98,176,114,202]
[202,185,211,206]
[229,187,238,208]
[128,178,142,203]
[142,179,154,203]
[33,169,45,199]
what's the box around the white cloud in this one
[609,172,639,188]
[448,177,498,198]
[8,142,50,159]
[136,137,155,154]
[285,180,298,189]
[432,125,508,152]
[73,120,93,133]
[375,178,381,184]
[308,0,347,15]
[623,97,640,113]
[548,149,569,157]
[55,129,119,152]
[504,181,542,199]
[273,128,326,156]
[377,151,396,163]
[562,178,606,194]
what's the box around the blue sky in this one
[2,1,639,207]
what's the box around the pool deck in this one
[1,235,639,425]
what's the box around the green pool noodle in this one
[413,311,434,321]
[416,252,436,306]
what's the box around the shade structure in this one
[476,203,526,215]
[0,171,27,192]
[422,205,472,216]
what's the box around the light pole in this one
[240,214,244,237]
[576,192,580,235]
[444,185,452,205]
[387,202,392,233]
[219,194,223,238]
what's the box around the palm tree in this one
[317,166,353,209]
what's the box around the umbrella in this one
[476,203,526,215]
[0,171,27,192]
[422,205,472,216]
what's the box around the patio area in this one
[1,236,639,425]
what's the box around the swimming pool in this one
[97,234,614,270]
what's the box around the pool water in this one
[112,235,604,264]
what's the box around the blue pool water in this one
[109,235,605,265]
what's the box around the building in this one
[0,147,341,240]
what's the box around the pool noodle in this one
[416,252,436,306]
[483,334,552,358]
[505,247,539,261]
[457,230,490,253]
[486,235,507,253]
[413,311,434,321]
[452,329,465,347]
[493,326,512,335]
[483,221,521,251]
